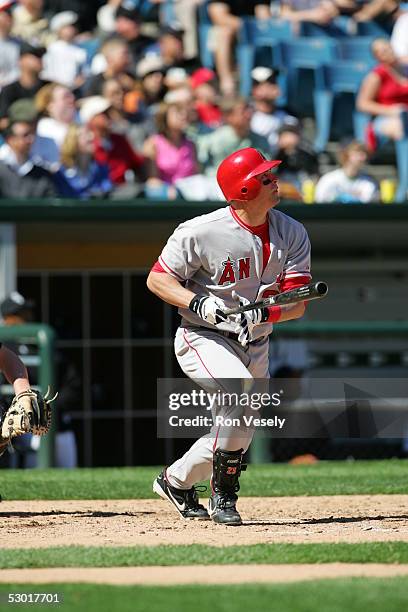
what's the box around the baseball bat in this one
[224,281,328,315]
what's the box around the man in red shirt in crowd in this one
[80,95,145,186]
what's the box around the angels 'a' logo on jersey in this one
[218,256,251,286]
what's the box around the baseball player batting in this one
[147,147,313,526]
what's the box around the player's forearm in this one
[146,271,195,308]
[0,346,30,394]
[275,302,306,323]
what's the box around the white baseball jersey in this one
[158,205,311,340]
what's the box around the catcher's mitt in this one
[1,388,57,443]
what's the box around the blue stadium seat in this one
[277,38,339,114]
[314,61,370,151]
[237,18,293,97]
[279,38,339,69]
[396,114,408,203]
[299,16,354,37]
[338,37,377,65]
[356,21,390,37]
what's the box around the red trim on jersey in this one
[284,271,312,278]
[151,260,166,273]
[279,274,312,293]
[229,206,265,235]
[158,256,185,281]
[266,306,282,323]
[229,206,270,273]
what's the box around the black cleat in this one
[153,470,210,520]
[208,492,242,526]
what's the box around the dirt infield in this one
[1,495,408,549]
[2,564,408,585]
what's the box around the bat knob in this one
[315,282,328,296]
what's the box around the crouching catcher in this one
[0,343,55,457]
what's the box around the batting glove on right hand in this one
[189,294,228,327]
[232,291,269,348]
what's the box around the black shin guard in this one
[212,448,246,494]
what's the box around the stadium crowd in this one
[0,0,406,202]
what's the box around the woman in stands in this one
[357,38,408,143]
[143,101,198,198]
[57,124,113,199]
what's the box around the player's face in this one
[256,170,280,208]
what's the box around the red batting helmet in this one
[217,148,281,202]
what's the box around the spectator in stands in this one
[58,124,113,199]
[102,77,128,128]
[207,0,271,97]
[250,66,299,154]
[357,38,408,143]
[0,6,20,90]
[275,123,319,189]
[33,83,77,164]
[98,0,161,28]
[0,42,47,129]
[4,97,58,164]
[281,0,399,31]
[43,0,100,32]
[143,101,198,197]
[83,37,133,97]
[349,0,400,31]
[157,23,198,74]
[97,0,123,35]
[101,77,151,149]
[280,0,338,26]
[0,119,60,197]
[196,97,270,175]
[111,55,166,148]
[135,54,166,109]
[190,67,222,129]
[42,11,87,89]
[80,95,145,190]
[11,0,52,47]
[113,3,155,69]
[391,10,408,66]
[315,140,378,202]
[164,67,190,94]
[172,0,202,60]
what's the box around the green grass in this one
[1,579,408,612]
[1,542,408,569]
[1,460,408,500]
